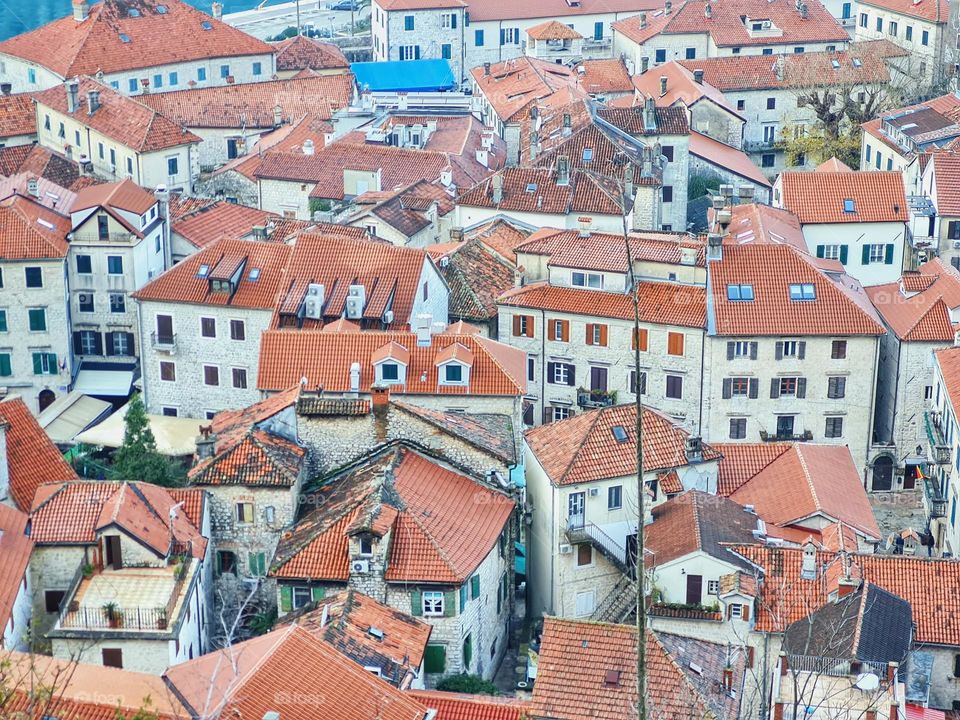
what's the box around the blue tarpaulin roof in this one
[351,60,456,93]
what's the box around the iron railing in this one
[566,518,634,577]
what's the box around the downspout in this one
[540,307,546,422]
[865,333,883,488]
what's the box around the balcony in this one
[744,138,784,153]
[150,332,177,354]
[71,232,140,244]
[577,388,617,409]
[923,476,947,519]
[924,410,951,464]
[566,516,634,578]
[760,429,813,442]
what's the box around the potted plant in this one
[102,602,122,628]
[81,563,94,578]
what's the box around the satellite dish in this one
[854,672,880,692]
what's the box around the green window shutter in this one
[861,244,870,264]
[424,644,446,673]
[443,589,456,617]
[885,243,894,264]
[0,354,10,377]
[280,585,292,613]
[839,245,848,264]
[248,552,265,576]
[257,553,266,576]
[471,574,480,599]
[47,353,57,374]
[496,585,502,615]
[411,590,422,616]
[815,245,824,258]
[459,584,467,609]
[462,634,473,670]
[0,310,6,332]
[248,552,256,576]
[311,586,325,602]
[32,353,42,375]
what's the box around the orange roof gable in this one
[778,170,908,224]
[0,504,32,630]
[0,193,71,260]
[407,690,530,720]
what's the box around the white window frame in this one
[707,580,720,595]
[159,361,176,383]
[552,406,571,421]
[79,331,98,355]
[822,244,840,260]
[441,362,467,385]
[399,45,418,60]
[112,333,130,356]
[292,586,312,609]
[571,271,603,289]
[868,244,886,263]
[733,341,751,357]
[782,340,799,357]
[731,377,750,397]
[202,364,220,387]
[730,604,743,619]
[423,591,444,616]
[552,363,571,384]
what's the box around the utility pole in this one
[295,0,301,35]
[615,151,646,720]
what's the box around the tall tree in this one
[112,394,179,487]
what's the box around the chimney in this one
[722,667,733,691]
[449,226,464,242]
[705,2,712,18]
[0,421,9,503]
[195,425,215,460]
[664,0,672,14]
[557,155,570,186]
[371,384,390,410]
[492,174,503,204]
[693,69,704,84]
[643,96,657,132]
[624,162,634,199]
[212,1,223,19]
[140,77,150,94]
[799,2,808,18]
[641,56,649,74]
[86,89,100,115]
[65,80,79,113]
[685,435,703,462]
[273,105,283,128]
[639,11,647,28]
[774,56,784,82]
[0,84,11,96]
[529,130,539,161]
[72,0,89,21]
[659,75,667,96]
[349,362,361,395]
[778,652,788,677]
[886,662,898,686]
[484,62,491,76]
[578,217,590,237]
[738,184,755,203]
[27,177,39,198]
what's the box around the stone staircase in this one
[591,574,638,624]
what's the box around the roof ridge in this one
[794,445,821,512]
[849,581,868,657]
[691,492,703,551]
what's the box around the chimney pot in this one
[72,0,89,21]
[86,89,100,115]
[659,75,667,96]
[212,2,223,19]
[372,384,390,409]
[693,69,704,84]
[639,12,647,27]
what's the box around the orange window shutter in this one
[526,315,534,337]
[548,320,556,341]
[742,604,750,622]
[585,324,594,345]
[561,320,569,341]
[512,315,521,336]
[599,325,608,346]
[634,328,648,351]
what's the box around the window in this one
[220,64,230,78]
[200,317,216,338]
[110,293,125,313]
[441,43,452,59]
[551,406,570,422]
[655,48,666,63]
[761,153,775,168]
[252,61,262,75]
[762,48,773,55]
[102,648,123,669]
[571,271,603,289]
[867,243,887,264]
[666,375,683,399]
[766,97,776,110]
[831,340,847,359]
[77,330,97,355]
[780,340,801,358]
[577,543,592,566]
[226,319,246,341]
[726,284,754,301]
[594,21,603,40]
[859,12,867,27]
[292,587,312,609]
[76,255,92,274]
[32,353,57,375]
[825,416,844,438]
[28,308,46,332]
[381,363,400,382]
[169,71,178,85]
[730,377,751,397]
[462,634,473,670]
[667,332,684,356]
[708,580,720,595]
[25,267,42,288]
[827,376,846,399]
[167,156,179,176]
[550,362,573,385]
[762,125,776,144]
[111,332,131,356]
[729,341,754,359]
[162,407,178,417]
[78,293,94,312]
[906,25,913,41]
[608,485,622,510]
[821,245,840,261]
[922,29,929,45]
[475,29,484,45]
[876,16,883,31]
[586,323,607,346]
[888,20,897,36]
[729,418,747,439]
[128,78,139,92]
[442,12,457,27]
[236,502,254,524]
[422,591,444,616]
[661,145,674,162]
[152,73,162,88]
[513,314,534,338]
[630,370,646,395]
[789,283,816,301]
[779,377,798,396]
[232,368,248,389]
[683,47,696,59]
[160,361,176,382]
[203,365,219,386]
[28,68,36,84]
[662,186,673,203]
[0,311,6,333]
[107,256,123,274]
[444,364,464,383]
[44,590,65,613]
[248,552,266,576]
[730,604,743,619]
[198,67,207,81]
[737,99,745,111]
[793,46,804,53]
[843,198,856,214]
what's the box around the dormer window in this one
[360,536,373,555]
[436,343,473,386]
[572,271,603,289]
[444,364,464,383]
[727,284,754,301]
[381,363,400,382]
[373,342,409,385]
[197,264,210,278]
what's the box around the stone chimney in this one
[449,226,464,242]
[693,69,704,84]
[659,75,667,96]
[557,155,570,186]
[73,0,90,22]
[65,80,79,113]
[195,425,215,460]
[886,662,898,686]
[371,385,389,442]
[664,0,672,14]
[492,174,503,204]
[86,89,100,115]
[212,2,223,19]
[639,12,647,28]
[705,2,712,18]
[273,105,283,128]
[643,96,657,132]
[0,421,9,503]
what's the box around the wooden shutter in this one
[862,244,871,264]
[884,244,894,264]
[311,586,325,602]
[748,378,759,399]
[726,342,735,360]
[839,245,848,264]
[410,590,422,616]
[548,320,556,341]
[92,333,103,356]
[280,585,292,613]
[546,362,556,384]
[105,332,116,357]
[459,584,467,608]
[770,378,780,399]
[443,589,456,617]
[741,604,750,622]
[32,354,42,375]
[566,364,576,386]
[599,325,608,347]
[560,320,569,341]
[0,355,10,377]
[512,315,521,336]
[750,342,758,359]
[798,341,806,359]
[668,332,684,356]
[746,646,755,668]
[815,245,824,258]
[722,378,732,399]
[797,378,807,398]
[775,342,783,360]
[72,332,83,355]
[524,315,534,337]
[471,574,480,598]
[585,324,595,346]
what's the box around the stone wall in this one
[29,546,86,638]
[193,171,260,210]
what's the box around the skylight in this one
[831,59,840,69]
[37,218,54,230]
[119,33,131,43]
[525,183,538,193]
[201,20,213,30]
[852,57,862,68]
[611,426,628,443]
[197,264,210,278]
[128,8,140,16]
[156,4,167,12]
[726,284,754,301]
[248,267,261,282]
[789,283,816,300]
[582,148,594,162]
[843,198,855,213]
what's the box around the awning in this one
[72,367,135,397]
[75,402,200,456]
[37,391,112,444]
[351,59,456,92]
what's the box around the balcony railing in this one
[71,232,140,244]
[923,476,947,519]
[150,332,177,353]
[566,516,634,577]
[577,388,617,409]
[760,430,813,442]
[785,655,888,678]
[924,410,951,464]
[59,605,169,631]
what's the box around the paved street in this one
[223,0,370,40]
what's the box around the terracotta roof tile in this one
[778,170,907,224]
[713,442,792,495]
[936,346,960,412]
[358,179,455,237]
[139,75,354,128]
[172,201,274,250]
[441,238,516,322]
[632,60,741,117]
[524,403,720,486]
[458,166,624,216]
[33,77,200,152]
[273,446,513,584]
[407,691,530,720]
[721,203,808,251]
[689,131,771,187]
[527,20,583,40]
[729,444,881,540]
[166,486,206,530]
[865,260,960,341]
[464,218,529,264]
[464,0,660,21]
[0,0,273,78]
[0,145,81,187]
[708,244,887,336]
[257,331,527,397]
[165,625,427,720]
[596,103,690,136]
[208,385,300,450]
[574,59,633,95]
[499,280,706,329]
[470,57,584,123]
[858,0,949,22]
[0,93,36,138]
[0,397,78,511]
[72,177,156,214]
[931,151,960,215]
[189,429,305,487]
[862,93,960,156]
[0,504,32,630]
[816,156,854,172]
[0,192,71,259]
[286,589,431,686]
[273,35,350,72]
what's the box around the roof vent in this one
[603,669,621,686]
[368,626,385,640]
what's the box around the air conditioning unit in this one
[304,283,324,319]
[351,559,370,574]
[588,488,600,497]
[345,296,364,320]
[953,240,960,250]
[558,544,573,555]
[382,309,394,324]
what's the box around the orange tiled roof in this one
[358,179,456,238]
[165,625,427,720]
[689,131,771,187]
[721,203,807,251]
[0,504,32,630]
[188,429,305,487]
[632,60,740,117]
[0,0,273,78]
[865,260,960,341]
[524,404,720,486]
[930,151,960,215]
[258,330,527,397]
[273,35,350,72]
[862,93,960,156]
[816,157,853,172]
[72,177,156,214]
[464,218,528,264]
[172,201,274,250]
[574,59,634,95]
[713,442,793,496]
[457,166,625,216]
[208,385,300,450]
[858,0,948,22]
[527,19,583,40]
[407,691,530,720]
[0,192,71,259]
[464,0,660,21]
[288,589,431,686]
[515,226,705,272]
[708,243,886,336]
[441,237,516,323]
[139,75,354,128]
[0,93,36,138]
[936,346,960,412]
[33,77,200,152]
[0,397,78,511]
[0,145,81,188]
[499,281,706,329]
[273,446,513,584]
[729,444,881,540]
[778,170,907,224]
[470,57,584,123]
[166,486,206,530]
